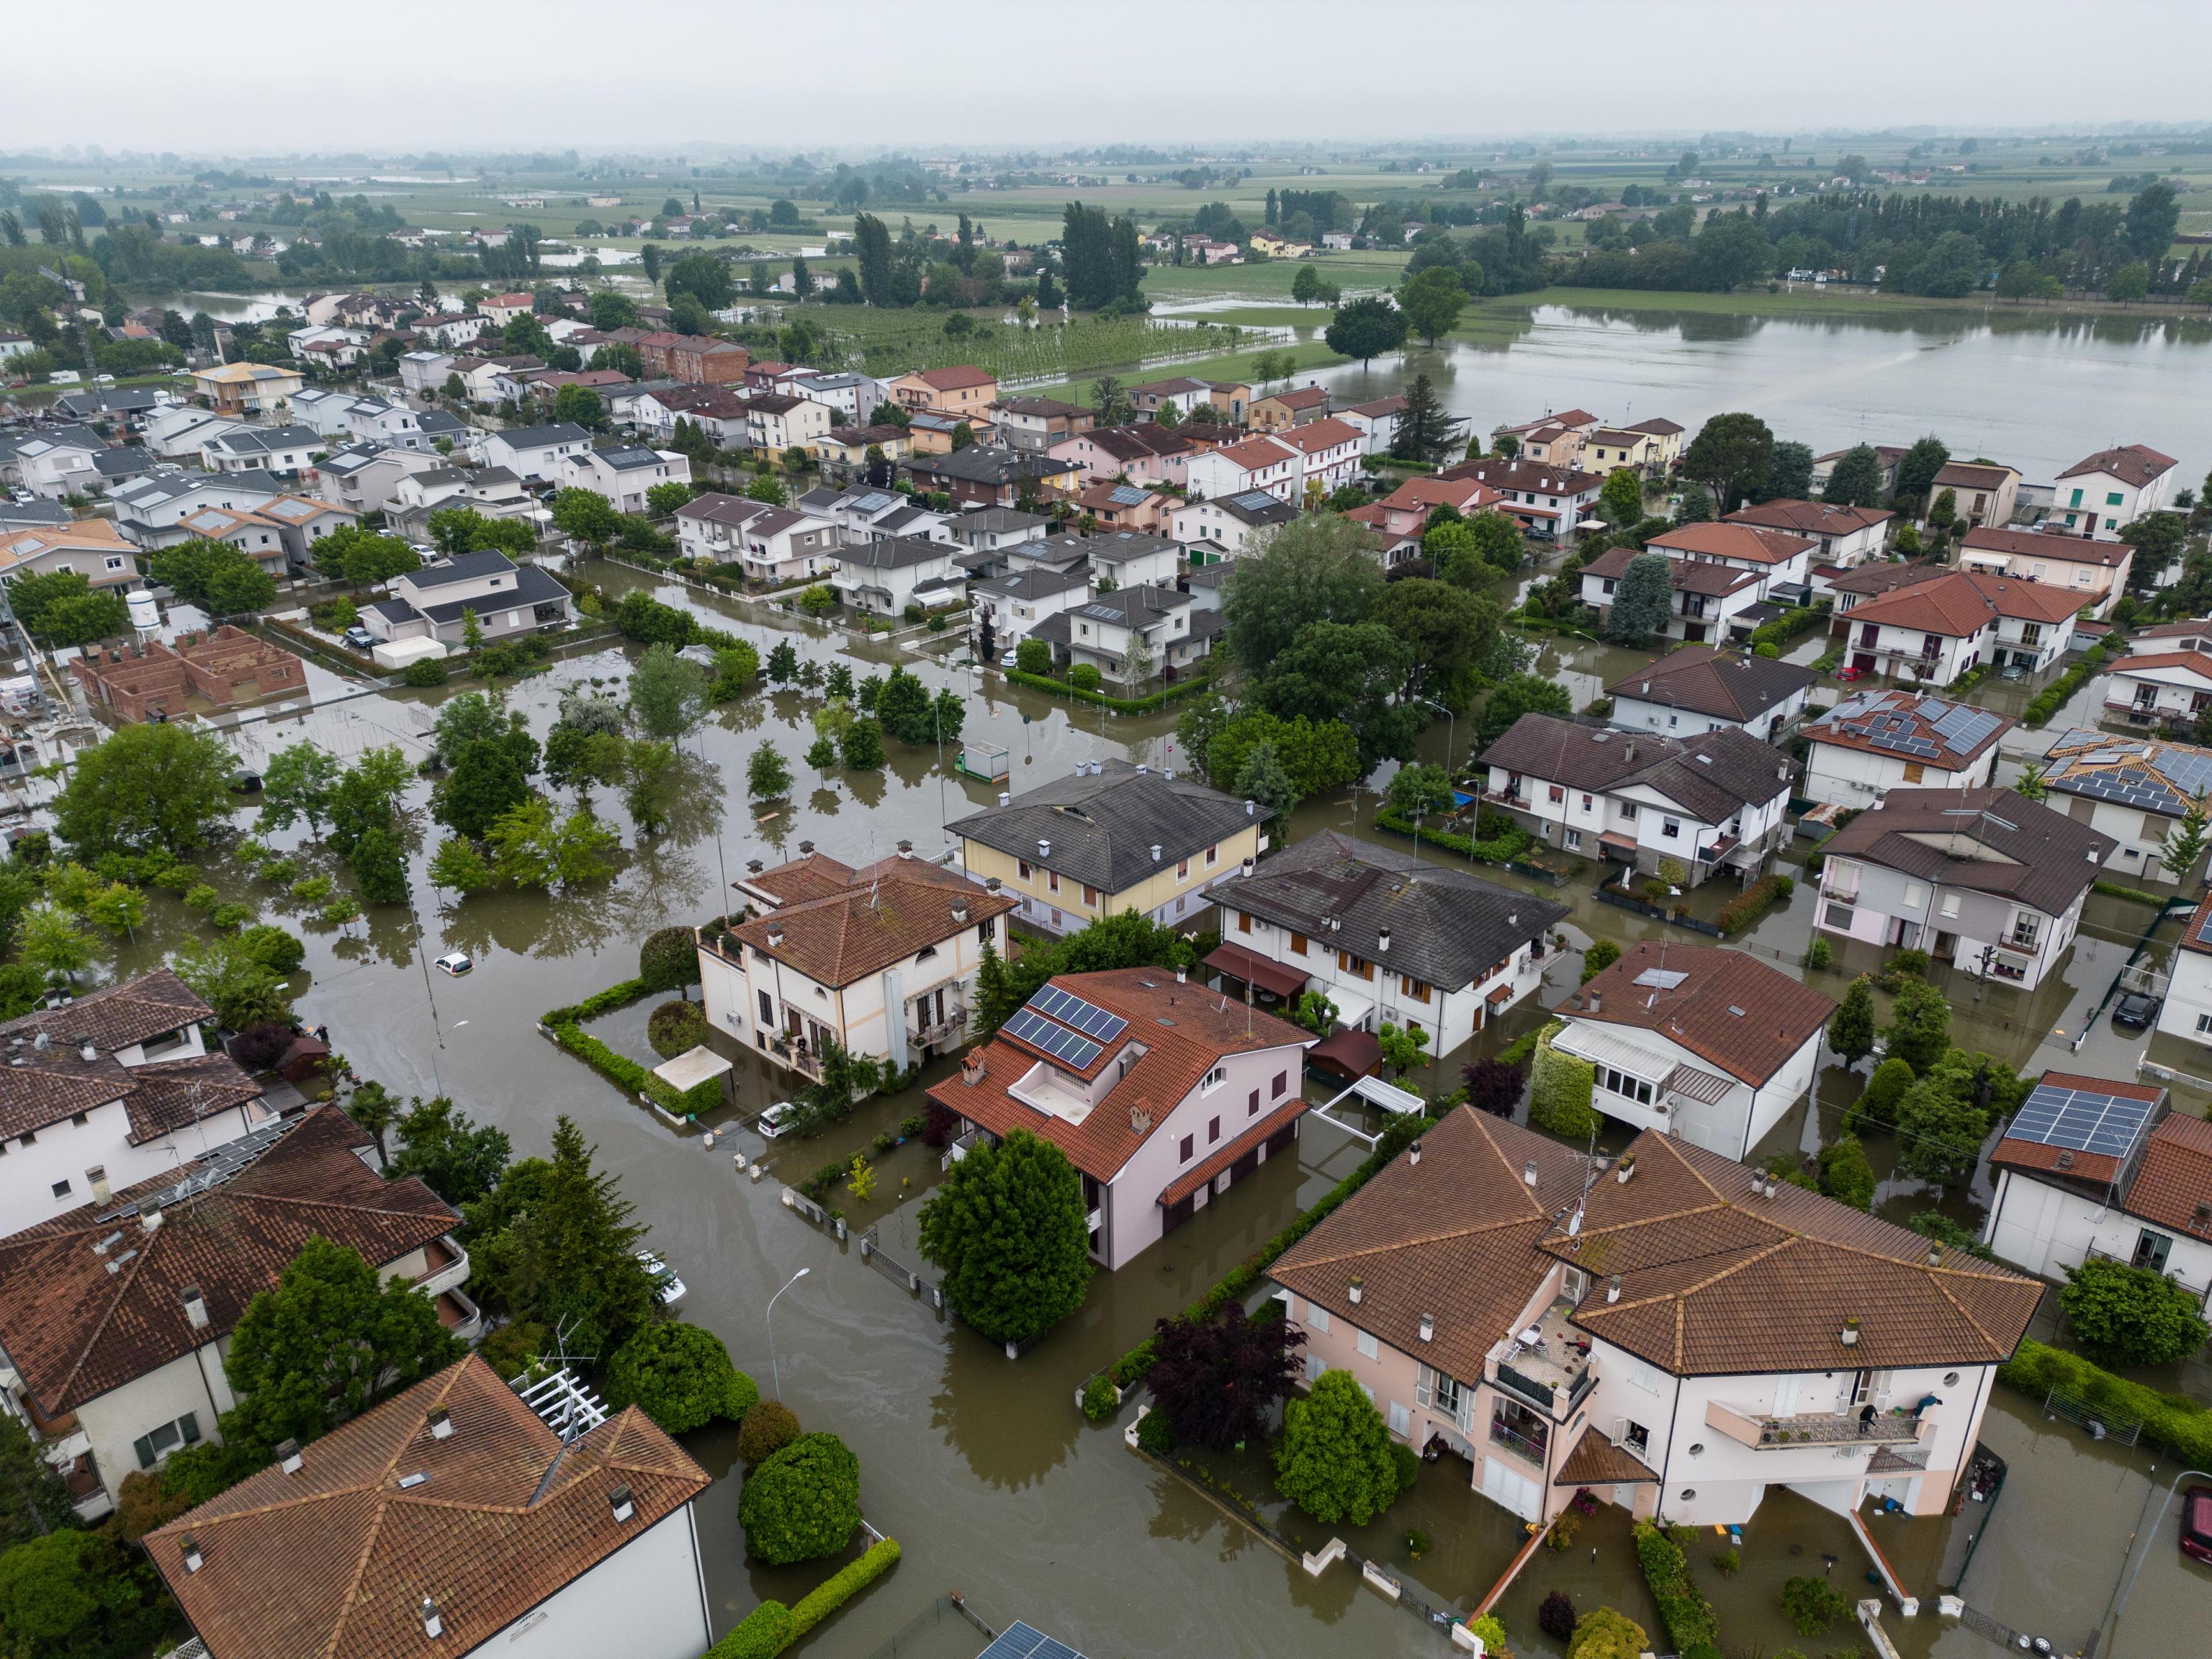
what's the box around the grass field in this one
[788,305,1281,387]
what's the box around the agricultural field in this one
[791,305,1284,388]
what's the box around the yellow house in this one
[189,361,305,417]
[948,758,1265,937]
[889,364,1000,417]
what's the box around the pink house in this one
[1047,425,1195,487]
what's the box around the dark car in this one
[2182,1483,2212,1566]
[2113,992,2162,1031]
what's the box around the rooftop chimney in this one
[1606,1275,1622,1303]
[1136,764,1148,775]
[427,1406,452,1440]
[952,901,969,922]
[180,1285,209,1330]
[1418,1313,1435,1344]
[1928,1244,1943,1267]
[1129,1106,1152,1133]
[745,858,763,876]
[1150,843,1162,861]
[799,840,814,855]
[997,791,1010,806]
[1347,1277,1363,1304]
[32,1032,48,1053]
[180,1534,202,1574]
[1408,1140,1423,1166]
[1376,927,1391,953]
[610,1484,636,1524]
[78,1041,96,1062]
[1523,1159,1539,1187]
[422,1596,444,1640]
[1038,838,1051,858]
[1840,1317,1861,1348]
[1245,799,1256,817]
[1587,992,1602,1013]
[896,839,914,858]
[276,1437,302,1474]
[140,1202,163,1233]
[984,877,1002,893]
[765,924,786,948]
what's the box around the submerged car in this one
[2113,992,2162,1030]
[637,1250,686,1308]
[434,951,473,976]
[757,1100,799,1138]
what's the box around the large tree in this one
[1478,673,1572,750]
[662,251,735,310]
[1273,1368,1401,1525]
[1370,579,1499,711]
[1883,979,1952,1074]
[1391,372,1455,463]
[1396,265,1467,344]
[1827,975,1876,1069]
[1251,619,1420,769]
[0,1529,169,1659]
[1323,295,1408,364]
[1761,440,1815,503]
[627,643,711,740]
[917,1128,1092,1344]
[1605,551,1675,642]
[1894,436,1951,503]
[53,720,235,858]
[1821,444,1887,509]
[1220,513,1383,671]
[258,741,343,835]
[2059,1257,2211,1367]
[387,1094,513,1207]
[1681,411,1776,515]
[1145,1305,1307,1451]
[147,537,276,615]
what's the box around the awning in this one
[1160,1096,1308,1207]
[1204,943,1310,1000]
[1485,983,1514,1007]
[1327,984,1376,1031]
[1552,1426,1660,1486]
[653,1045,733,1094]
[1660,1061,1736,1107]
[1307,1029,1383,1080]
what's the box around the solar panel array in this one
[1229,490,1280,511]
[1029,984,1128,1041]
[1002,1007,1103,1070]
[1107,484,1148,506]
[1081,603,1125,621]
[2042,729,2212,817]
[1821,692,1998,761]
[2199,903,2212,949]
[1925,701,2002,756]
[2008,1082,2154,1158]
[850,490,896,513]
[977,1624,1089,1659]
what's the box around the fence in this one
[2040,1384,2142,1447]
[856,1593,997,1659]
[859,1223,945,1311]
[1591,886,1727,938]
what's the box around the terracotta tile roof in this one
[1213,435,1297,471]
[1815,786,2110,917]
[1269,1105,1591,1386]
[1825,560,1950,600]
[2058,444,2177,488]
[1960,526,2131,568]
[1648,521,1815,566]
[1438,458,1604,497]
[1804,688,2012,767]
[1375,476,1496,515]
[121,1053,267,1146]
[912,365,997,390]
[2109,650,2212,682]
[1963,570,2089,624]
[1554,1426,1658,1485]
[1580,544,1763,598]
[0,1045,134,1138]
[1627,417,1684,436]
[739,850,855,907]
[0,1107,457,1415]
[1260,387,1330,410]
[926,968,1310,1184]
[2179,889,2212,958]
[1725,499,1892,538]
[1274,417,1361,455]
[0,968,210,1052]
[1555,1131,2041,1375]
[731,863,1015,989]
[1604,647,1816,723]
[1933,462,2017,490]
[149,1355,709,1659]
[2126,1113,2212,1238]
[1161,1096,1308,1206]
[1843,570,1998,637]
[1559,941,1834,1088]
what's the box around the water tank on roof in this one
[125,590,160,631]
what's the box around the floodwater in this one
[1292,302,2212,487]
[64,562,2211,1658]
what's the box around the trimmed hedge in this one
[552,1020,718,1118]
[709,1601,794,1659]
[1997,1338,2212,1467]
[541,976,651,1028]
[2091,880,2163,907]
[1003,665,1214,715]
[2024,642,2110,727]
[791,1538,902,1637]
[1745,603,1827,651]
[1372,806,1533,866]
[1714,872,1793,936]
[1634,1521,1721,1656]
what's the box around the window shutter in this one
[1415,1365,1434,1408]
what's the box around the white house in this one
[830,533,962,617]
[1338,395,1408,458]
[1482,714,1794,888]
[1271,1109,2038,1530]
[787,371,891,427]
[1604,647,1817,742]
[1835,570,2000,686]
[1982,1074,2212,1309]
[2039,728,2212,883]
[744,393,837,457]
[111,472,284,550]
[8,428,107,499]
[1578,544,1766,647]
[1812,787,2110,990]
[1959,526,2134,619]
[150,1354,714,1659]
[2101,648,2212,732]
[927,968,1313,1269]
[672,494,840,584]
[201,424,321,480]
[2157,891,2212,1052]
[559,444,689,515]
[1646,520,1816,602]
[1203,830,1567,1056]
[1553,942,1833,1161]
[2051,444,2178,539]
[1274,417,1365,498]
[1184,434,1300,504]
[397,349,457,395]
[410,312,484,349]
[1438,457,1604,544]
[1030,585,1217,689]
[698,850,1016,1080]
[1167,490,1299,562]
[141,406,242,462]
[0,1108,472,1521]
[288,387,369,439]
[364,549,572,647]
[1799,689,2010,810]
[313,443,449,517]
[968,565,1090,654]
[482,421,592,483]
[344,395,443,451]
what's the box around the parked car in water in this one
[2113,992,2162,1031]
[637,1250,686,1308]
[2181,1484,2212,1566]
[757,1100,799,1138]
[434,951,473,976]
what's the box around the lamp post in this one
[765,1267,810,1401]
[2108,1466,2211,1640]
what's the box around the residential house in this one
[9,426,108,498]
[409,313,482,349]
[1812,444,1907,497]
[662,336,748,385]
[484,422,593,483]
[698,850,1016,1080]
[904,409,997,454]
[1621,415,1684,470]
[949,757,1264,936]
[560,443,690,515]
[1184,435,1299,505]
[673,494,839,583]
[1812,787,2110,989]
[1578,544,1766,645]
[1338,395,1408,458]
[1169,490,1298,562]
[50,388,175,431]
[387,464,534,530]
[641,385,750,448]
[112,472,285,550]
[993,396,1092,453]
[797,485,953,548]
[187,361,303,417]
[1274,417,1364,499]
[1438,458,1604,544]
[1958,526,2133,617]
[788,371,889,427]
[0,500,70,532]
[1578,426,1665,476]
[901,446,1075,508]
[1204,379,1253,422]
[744,394,836,458]
[1495,410,1601,467]
[1205,831,1566,1054]
[969,565,1090,655]
[1270,1107,2036,1528]
[478,292,534,325]
[2103,649,2212,732]
[927,968,1313,1269]
[943,506,1049,559]
[2039,728,2212,883]
[363,550,572,647]
[200,425,321,481]
[1605,648,1817,742]
[1724,500,1893,567]
[2051,444,2177,539]
[288,387,368,440]
[1074,529,1183,593]
[396,348,457,395]
[1249,385,1331,431]
[0,971,276,1239]
[1125,377,1213,420]
[1074,480,1170,534]
[1834,570,2000,686]
[1800,690,2010,810]
[1031,585,1216,688]
[2158,892,2212,1053]
[1481,714,1794,886]
[252,493,359,568]
[1048,424,1195,488]
[739,361,806,393]
[889,365,999,418]
[802,423,905,479]
[161,507,292,577]
[312,444,447,518]
[1645,521,1816,603]
[0,1107,472,1521]
[148,1354,714,1659]
[828,534,963,617]
[1823,559,1948,628]
[140,407,241,462]
[1983,1074,2212,1308]
[0,519,140,591]
[346,396,463,453]
[1968,570,2086,672]
[1929,462,2020,530]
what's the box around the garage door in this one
[1482,1457,1542,1521]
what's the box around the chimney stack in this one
[1522,1159,1539,1187]
[140,1201,163,1233]
[277,1437,303,1473]
[1376,927,1391,953]
[421,1597,444,1640]
[896,839,913,858]
[1418,1313,1435,1344]
[1408,1140,1423,1166]
[1606,1275,1622,1303]
[1348,1277,1363,1304]
[180,1285,209,1330]
[1038,838,1051,858]
[998,791,1010,806]
[610,1484,636,1524]
[428,1406,452,1440]
[180,1534,202,1574]
[799,840,814,855]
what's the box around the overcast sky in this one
[11,1,2211,157]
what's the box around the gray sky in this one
[11,1,2211,156]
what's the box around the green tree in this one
[1884,978,1951,1074]
[1252,620,1419,769]
[349,826,410,907]
[551,383,607,431]
[1323,294,1408,363]
[1372,579,1502,709]
[7,570,115,643]
[917,1128,1092,1344]
[603,1323,759,1434]
[638,925,702,999]
[747,743,792,801]
[1828,974,1876,1068]
[168,932,289,1028]
[2159,791,2211,881]
[432,738,533,842]
[1892,1073,1992,1185]
[387,1094,512,1207]
[1895,436,1951,503]
[1817,1133,1876,1210]
[13,904,92,987]
[1762,440,1815,503]
[840,716,885,769]
[1274,1368,1401,1525]
[663,251,736,309]
[1291,264,1322,305]
[1478,673,1572,750]
[147,537,277,614]
[1570,1607,1652,1659]
[1822,444,1887,508]
[258,742,343,835]
[1681,411,1776,514]
[1529,1025,1598,1138]
[24,585,127,648]
[1377,1020,1429,1078]
[1599,468,1645,526]
[1391,372,1455,463]
[1233,739,1298,818]
[628,643,712,740]
[550,486,623,547]
[1396,265,1467,344]
[2059,1257,2211,1367]
[1581,938,1621,984]
[0,1529,169,1659]
[316,526,421,588]
[429,837,498,894]
[1605,551,1675,642]
[54,720,235,858]
[487,799,619,890]
[737,1432,861,1565]
[0,1414,73,1550]
[1221,513,1384,668]
[2106,261,2151,304]
[1386,763,1453,820]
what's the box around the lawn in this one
[791,305,1284,389]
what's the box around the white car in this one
[999,649,1018,670]
[637,1250,685,1307]
[434,951,473,976]
[757,1100,799,1138]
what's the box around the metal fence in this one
[2041,1384,2142,1447]
[856,1593,998,1659]
[859,1223,944,1310]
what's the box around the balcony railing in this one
[1493,1361,1559,1415]
[1488,1416,1549,1465]
[1705,1398,1930,1449]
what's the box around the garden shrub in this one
[707,1601,794,1659]
[789,1537,901,1636]
[229,1020,295,1071]
[1580,938,1620,984]
[737,1432,861,1565]
[1780,1575,1851,1637]
[737,1401,802,1465]
[402,657,449,687]
[1634,1521,1719,1653]
[1529,1023,1598,1139]
[1999,1339,2212,1465]
[1570,1607,1650,1659]
[647,998,713,1058]
[1538,1591,1578,1642]
[603,1323,758,1434]
[1081,1374,1121,1422]
[1135,1406,1177,1453]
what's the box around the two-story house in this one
[1437,458,1604,544]
[950,758,1264,937]
[397,348,457,395]
[1271,1108,2038,1529]
[1275,417,1365,499]
[2051,444,2177,539]
[1800,689,2010,810]
[1203,831,1567,1056]
[1125,377,1213,420]
[928,968,1313,1269]
[1578,545,1766,646]
[1250,386,1331,430]
[828,532,963,617]
[188,361,303,417]
[697,849,1015,1080]
[1982,1073,2212,1310]
[1812,787,2110,989]
[1344,475,1504,564]
[2039,728,2212,884]
[745,393,837,459]
[1604,648,1816,742]
[111,471,282,550]
[2103,647,2212,732]
[2157,891,2212,1053]
[1031,585,1216,688]
[310,444,446,518]
[166,506,293,579]
[889,365,999,418]
[1812,444,1907,498]
[383,465,534,543]
[560,444,690,516]
[1959,526,2133,617]
[0,1107,473,1522]
[1969,571,2085,673]
[1645,521,1816,604]
[1073,480,1170,534]
[482,421,593,483]
[901,446,1077,509]
[1722,500,1892,567]
[1338,395,1409,457]
[1556,941,1833,1159]
[673,493,840,583]
[1168,490,1300,562]
[1482,714,1794,888]
[1836,570,2000,685]
[1064,529,1182,593]
[1929,461,2020,530]
[363,550,572,648]
[1048,424,1196,489]
[987,395,1092,454]
[969,565,1090,656]
[202,425,321,481]
[1184,435,1300,505]
[0,519,142,593]
[1496,410,1601,467]
[787,371,889,427]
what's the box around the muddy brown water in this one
[70,563,2210,1656]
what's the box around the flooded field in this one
[59,558,2211,1658]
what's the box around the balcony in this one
[912,1006,969,1048]
[413,1234,470,1300]
[1704,1398,1932,1449]
[1488,1415,1550,1466]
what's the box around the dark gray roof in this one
[493,422,590,449]
[836,534,951,570]
[0,500,71,529]
[1817,787,2111,917]
[1485,714,1790,819]
[588,444,664,470]
[365,598,420,623]
[116,468,286,503]
[406,550,519,588]
[415,563,568,624]
[53,390,169,418]
[1065,585,1190,629]
[950,507,1049,540]
[416,409,469,436]
[904,447,1062,486]
[90,446,154,480]
[209,425,319,454]
[1207,493,1299,526]
[948,757,1256,891]
[1604,648,1817,722]
[1207,831,1567,992]
[1081,531,1180,567]
[974,566,1089,601]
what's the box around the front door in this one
[1684,621,1707,644]
[1933,931,1959,961]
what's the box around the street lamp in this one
[765,1267,810,1401]
[2108,1466,2211,1638]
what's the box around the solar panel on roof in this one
[1002,1007,1103,1070]
[1229,490,1278,511]
[1028,985,1128,1040]
[2007,1082,2154,1158]
[1929,705,2000,755]
[1107,485,1147,506]
[1633,968,1689,989]
[851,491,896,512]
[976,1624,1089,1659]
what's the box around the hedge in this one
[709,1601,793,1659]
[707,1539,902,1659]
[541,976,651,1028]
[2024,643,2110,727]
[1634,1521,1722,1657]
[1002,666,1215,716]
[1098,1111,1431,1393]
[1745,603,1827,651]
[1997,1339,2212,1467]
[1714,872,1793,936]
[1372,806,1533,866]
[2091,880,2163,907]
[551,1020,718,1118]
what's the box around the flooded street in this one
[67,559,2211,1658]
